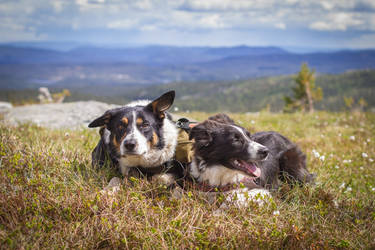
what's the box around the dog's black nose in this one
[124,140,136,151]
[258,147,269,159]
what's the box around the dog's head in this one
[189,113,268,178]
[88,91,175,158]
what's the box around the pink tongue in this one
[241,160,261,177]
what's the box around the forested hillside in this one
[1,69,374,112]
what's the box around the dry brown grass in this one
[1,111,375,249]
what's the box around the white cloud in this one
[52,1,64,13]
[275,22,286,29]
[181,0,275,11]
[199,14,228,29]
[310,13,364,31]
[320,1,335,10]
[107,19,139,29]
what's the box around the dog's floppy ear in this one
[208,113,235,125]
[88,108,120,128]
[146,91,175,119]
[189,122,213,147]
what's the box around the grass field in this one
[1,111,375,249]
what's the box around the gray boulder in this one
[0,102,13,113]
[4,101,120,129]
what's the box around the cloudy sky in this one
[1,0,375,50]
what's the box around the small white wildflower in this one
[370,158,374,163]
[333,200,339,208]
[367,139,371,142]
[335,165,339,169]
[250,120,255,125]
[338,133,342,137]
[372,187,375,192]
[238,120,243,124]
[319,155,325,161]
[346,187,352,192]
[329,153,333,158]
[339,183,346,189]
[320,134,325,138]
[360,166,364,170]
[174,107,179,112]
[312,149,320,158]
[362,152,368,158]
[349,136,355,141]
[273,210,280,216]
[65,132,69,137]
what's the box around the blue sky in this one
[1,0,375,50]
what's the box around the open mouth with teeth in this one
[230,159,261,177]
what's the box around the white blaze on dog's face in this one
[230,125,268,162]
[119,111,149,156]
[88,91,178,172]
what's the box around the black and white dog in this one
[188,114,315,205]
[88,91,181,185]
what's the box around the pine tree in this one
[283,63,323,113]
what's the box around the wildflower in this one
[367,139,371,142]
[250,120,255,125]
[338,133,342,137]
[362,152,368,158]
[174,107,179,112]
[360,166,364,170]
[335,165,339,169]
[346,187,352,192]
[339,183,346,189]
[372,187,375,192]
[370,158,374,163]
[320,134,325,138]
[333,200,339,208]
[349,136,355,141]
[343,159,352,164]
[273,210,280,216]
[65,132,69,137]
[319,155,325,161]
[312,149,320,158]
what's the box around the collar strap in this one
[176,118,198,132]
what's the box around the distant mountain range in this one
[0,44,375,91]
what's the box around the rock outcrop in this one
[4,101,120,129]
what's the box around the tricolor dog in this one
[89,91,182,185]
[188,114,315,206]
